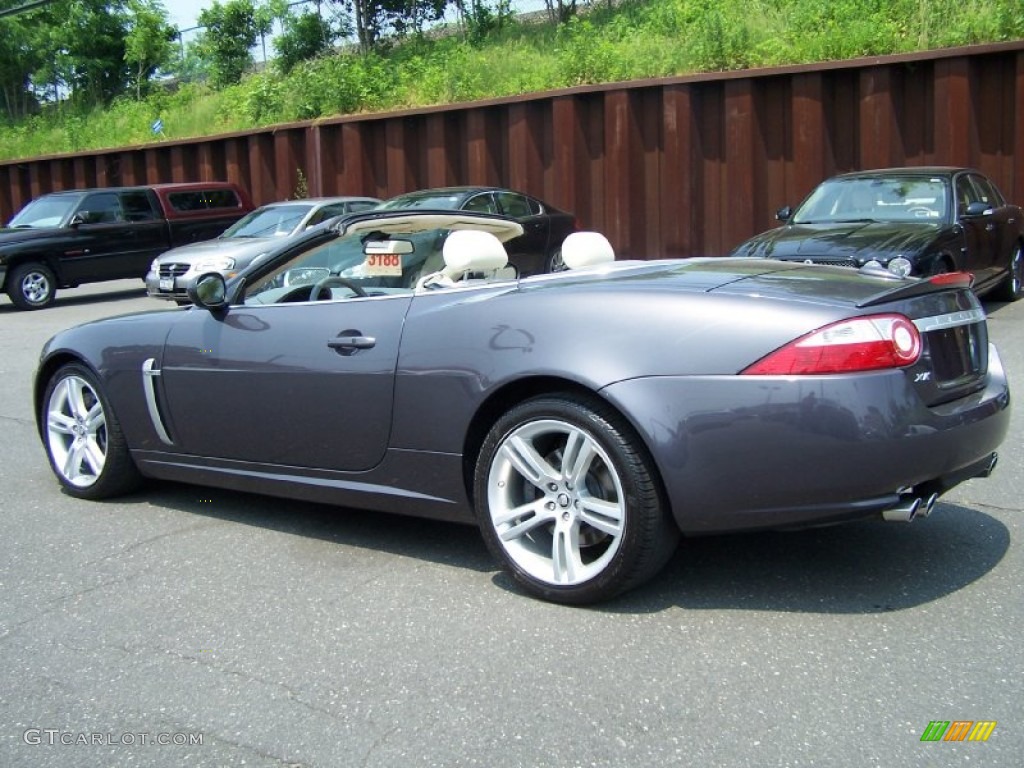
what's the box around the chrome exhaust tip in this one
[883,496,921,522]
[916,492,940,518]
[983,452,999,477]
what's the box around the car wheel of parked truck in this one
[8,262,56,309]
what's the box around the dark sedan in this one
[730,167,1023,301]
[377,186,577,274]
[34,211,1010,604]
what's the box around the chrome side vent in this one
[142,358,174,445]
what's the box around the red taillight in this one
[742,314,922,375]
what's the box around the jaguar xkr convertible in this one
[35,210,1011,603]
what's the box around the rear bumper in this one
[601,344,1011,534]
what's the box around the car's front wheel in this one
[7,262,56,309]
[546,248,567,272]
[993,242,1023,302]
[474,395,679,604]
[42,363,142,499]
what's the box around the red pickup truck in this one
[0,182,254,309]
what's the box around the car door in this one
[59,192,140,284]
[158,295,411,472]
[954,173,1002,281]
[494,192,550,274]
[117,189,170,272]
[966,173,1016,282]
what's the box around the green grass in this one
[1,0,1021,162]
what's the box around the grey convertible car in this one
[35,211,1010,604]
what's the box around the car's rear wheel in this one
[7,262,56,309]
[474,395,679,604]
[993,242,1023,302]
[42,363,142,499]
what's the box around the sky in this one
[167,1,209,33]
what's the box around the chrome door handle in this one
[327,335,376,350]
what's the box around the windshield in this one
[7,196,81,228]
[377,193,466,210]
[791,177,949,224]
[222,204,315,238]
[244,226,447,304]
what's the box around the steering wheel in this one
[907,206,934,218]
[309,276,368,301]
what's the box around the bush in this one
[1,0,1023,160]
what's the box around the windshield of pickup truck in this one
[222,204,315,239]
[7,195,82,229]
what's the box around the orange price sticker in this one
[363,253,403,276]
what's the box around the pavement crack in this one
[79,520,230,568]
[970,500,1024,514]
[192,729,301,766]
[0,413,35,427]
[0,572,142,643]
[361,726,399,768]
[46,572,142,606]
[148,644,348,724]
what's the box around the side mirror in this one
[187,272,229,311]
[776,206,792,222]
[962,201,992,217]
[69,211,89,227]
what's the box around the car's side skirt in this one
[130,448,476,524]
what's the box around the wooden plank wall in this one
[1,41,1021,258]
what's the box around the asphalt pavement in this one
[1,280,1021,767]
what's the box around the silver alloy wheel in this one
[46,374,108,488]
[1012,245,1022,296]
[486,418,625,586]
[548,249,567,272]
[20,269,52,304]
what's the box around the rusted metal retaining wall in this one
[2,41,1022,258]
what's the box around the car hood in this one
[159,237,278,264]
[731,221,940,263]
[0,227,64,245]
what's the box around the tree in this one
[331,0,448,54]
[124,0,177,99]
[32,0,132,108]
[254,0,289,63]
[0,13,43,120]
[544,0,578,24]
[197,0,259,87]
[274,11,340,74]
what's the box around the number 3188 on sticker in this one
[363,253,403,276]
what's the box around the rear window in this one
[166,188,242,213]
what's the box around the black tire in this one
[992,242,1023,302]
[7,261,56,310]
[41,363,142,499]
[473,394,679,604]
[546,248,567,273]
